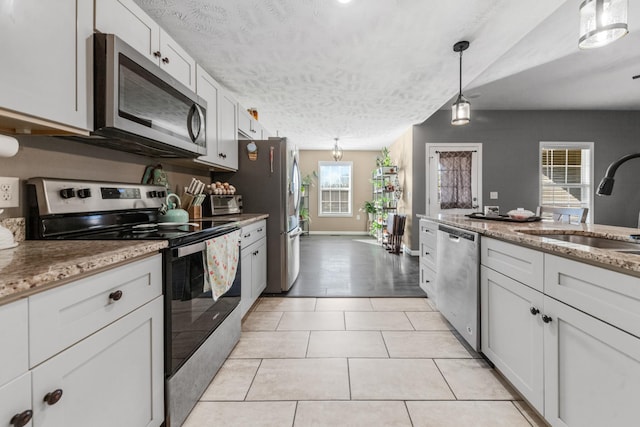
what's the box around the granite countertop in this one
[0,240,168,305]
[195,213,269,227]
[0,213,269,306]
[418,213,640,276]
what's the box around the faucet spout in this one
[597,153,640,196]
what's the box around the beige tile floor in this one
[183,297,548,427]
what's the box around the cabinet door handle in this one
[153,51,161,58]
[530,307,540,315]
[542,315,553,323]
[43,389,63,405]
[257,228,263,232]
[10,410,33,427]
[244,233,251,239]
[423,251,430,255]
[109,290,123,301]
[162,56,170,64]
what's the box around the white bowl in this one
[507,209,535,220]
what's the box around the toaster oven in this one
[202,195,243,216]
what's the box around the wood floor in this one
[284,235,425,297]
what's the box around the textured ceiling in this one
[135,0,567,150]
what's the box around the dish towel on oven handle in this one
[203,230,241,301]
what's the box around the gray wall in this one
[411,110,640,248]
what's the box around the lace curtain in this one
[439,151,473,209]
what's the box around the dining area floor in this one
[285,235,425,297]
[182,297,545,426]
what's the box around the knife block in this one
[188,205,202,219]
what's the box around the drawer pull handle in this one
[109,290,123,301]
[257,228,263,232]
[10,410,32,427]
[542,315,553,324]
[530,307,540,315]
[424,251,430,255]
[153,51,161,58]
[44,389,63,405]
[244,233,251,238]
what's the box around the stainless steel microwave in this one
[92,33,207,158]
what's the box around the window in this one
[318,161,352,216]
[539,142,594,222]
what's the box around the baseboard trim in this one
[308,231,370,235]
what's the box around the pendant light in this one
[331,138,343,161]
[579,0,628,49]
[451,41,470,126]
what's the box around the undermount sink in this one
[517,231,640,251]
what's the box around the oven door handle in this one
[177,241,207,258]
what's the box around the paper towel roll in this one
[0,134,19,157]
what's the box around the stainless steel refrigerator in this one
[227,137,302,293]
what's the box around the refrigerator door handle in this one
[289,227,303,239]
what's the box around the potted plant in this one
[299,206,310,223]
[375,147,396,174]
[360,201,377,222]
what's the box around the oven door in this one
[164,230,241,377]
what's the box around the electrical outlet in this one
[490,191,498,199]
[0,177,19,208]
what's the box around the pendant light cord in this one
[458,50,463,95]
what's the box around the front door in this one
[426,143,482,217]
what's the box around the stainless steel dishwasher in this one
[436,224,480,351]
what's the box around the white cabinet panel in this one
[31,297,164,427]
[29,255,162,367]
[95,0,195,91]
[0,0,92,130]
[218,91,239,170]
[419,263,437,305]
[238,107,253,138]
[543,296,640,427]
[0,372,32,427]
[481,238,544,291]
[159,30,196,91]
[545,254,640,338]
[481,266,544,412]
[195,67,238,170]
[95,0,159,62]
[0,299,28,386]
[252,239,267,298]
[240,220,267,317]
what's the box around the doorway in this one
[426,143,482,216]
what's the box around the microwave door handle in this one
[187,103,205,142]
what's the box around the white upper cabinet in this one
[0,0,93,132]
[238,106,269,140]
[95,0,196,91]
[195,66,238,170]
[218,91,239,170]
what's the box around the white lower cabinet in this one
[31,296,163,427]
[418,219,438,303]
[0,372,32,427]
[543,296,640,427]
[0,254,164,427]
[240,220,267,317]
[480,266,544,412]
[481,237,640,427]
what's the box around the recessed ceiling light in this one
[337,0,352,4]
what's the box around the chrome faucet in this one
[596,153,640,195]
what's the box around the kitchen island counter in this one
[0,240,168,305]
[418,213,640,276]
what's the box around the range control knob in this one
[147,191,157,198]
[59,188,75,199]
[157,191,166,198]
[77,188,92,199]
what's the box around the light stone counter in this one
[194,213,269,227]
[418,213,640,276]
[0,240,167,305]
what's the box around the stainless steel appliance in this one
[89,34,207,158]
[202,194,243,216]
[222,138,301,292]
[26,178,242,427]
[436,224,480,351]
